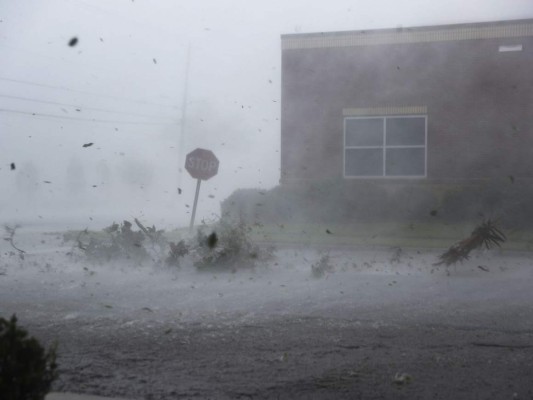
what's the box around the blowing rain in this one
[1,1,533,399]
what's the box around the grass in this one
[60,220,533,252]
[249,222,533,251]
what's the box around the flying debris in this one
[43,181,52,184]
[508,175,515,183]
[68,37,78,47]
[434,219,506,266]
[430,209,438,216]
[207,232,218,249]
[178,188,182,194]
[82,143,94,148]
[326,229,332,234]
[153,58,157,64]
[10,163,15,170]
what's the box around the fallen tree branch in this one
[3,225,26,259]
[434,219,506,266]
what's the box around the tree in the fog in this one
[65,157,86,195]
[96,159,112,187]
[119,158,154,191]
[15,162,40,197]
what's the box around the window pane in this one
[345,148,383,176]
[345,118,383,146]
[385,148,425,176]
[386,117,425,146]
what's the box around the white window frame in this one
[343,115,427,179]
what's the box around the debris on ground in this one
[434,219,506,266]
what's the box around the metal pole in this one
[189,178,201,232]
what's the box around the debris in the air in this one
[207,232,218,249]
[208,194,215,199]
[82,143,94,148]
[4,225,26,259]
[166,240,189,266]
[153,58,157,64]
[477,265,490,272]
[311,253,334,278]
[508,175,515,183]
[430,209,438,216]
[99,38,104,42]
[43,181,51,184]
[434,219,506,266]
[178,188,182,194]
[10,163,15,170]
[68,37,78,47]
[393,372,412,385]
[326,229,332,234]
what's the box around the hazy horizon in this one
[1,0,532,229]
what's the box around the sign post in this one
[185,148,219,232]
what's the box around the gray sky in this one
[1,0,532,229]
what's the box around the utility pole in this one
[178,44,191,190]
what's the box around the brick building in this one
[280,19,533,186]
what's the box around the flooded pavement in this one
[2,230,533,399]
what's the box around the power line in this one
[61,0,179,39]
[0,76,179,109]
[0,107,179,125]
[0,93,178,121]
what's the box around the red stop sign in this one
[185,148,219,180]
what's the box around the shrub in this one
[165,240,189,267]
[0,315,58,400]
[69,219,168,263]
[191,218,268,271]
[311,253,334,278]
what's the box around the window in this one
[344,115,426,178]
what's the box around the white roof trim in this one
[282,21,533,50]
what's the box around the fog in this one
[1,0,532,228]
[2,1,533,399]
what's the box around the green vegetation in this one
[64,218,272,271]
[247,221,533,251]
[0,315,58,400]
[435,219,507,266]
[191,219,269,271]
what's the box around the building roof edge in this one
[281,18,533,50]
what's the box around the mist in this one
[2,0,532,228]
[1,1,533,399]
